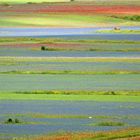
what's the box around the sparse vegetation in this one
[96,121,125,126]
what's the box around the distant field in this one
[0,0,139,27]
[0,100,139,138]
[0,93,140,102]
[97,29,140,34]
[21,128,140,140]
[0,74,139,91]
[1,56,139,62]
[1,13,139,27]
[1,43,140,52]
[0,38,140,45]
[0,57,140,74]
[0,0,70,4]
[0,37,140,52]
[0,5,140,15]
[0,0,140,5]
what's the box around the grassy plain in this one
[0,38,140,45]
[1,70,139,75]
[0,13,139,27]
[0,92,140,102]
[1,37,140,52]
[0,56,139,75]
[0,56,139,63]
[3,113,140,119]
[16,128,140,140]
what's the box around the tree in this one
[7,118,13,123]
[41,46,46,51]
[15,118,20,123]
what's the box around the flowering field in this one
[0,0,140,139]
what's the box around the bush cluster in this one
[112,15,140,21]
[5,118,20,124]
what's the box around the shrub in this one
[41,46,46,51]
[6,118,13,123]
[97,121,125,126]
[5,118,20,124]
[15,118,20,123]
[27,2,36,4]
[110,91,116,95]
[1,3,10,6]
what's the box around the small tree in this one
[7,118,13,123]
[41,46,46,51]
[15,118,20,123]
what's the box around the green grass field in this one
[0,92,140,102]
[0,13,139,27]
[0,38,140,45]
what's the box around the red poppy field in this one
[0,4,140,15]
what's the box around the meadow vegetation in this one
[13,90,140,96]
[3,113,140,120]
[112,15,140,22]
[1,70,140,75]
[0,92,140,102]
[0,38,140,45]
[0,13,139,27]
[0,56,139,63]
[96,30,140,34]
[93,121,126,126]
[14,128,140,140]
